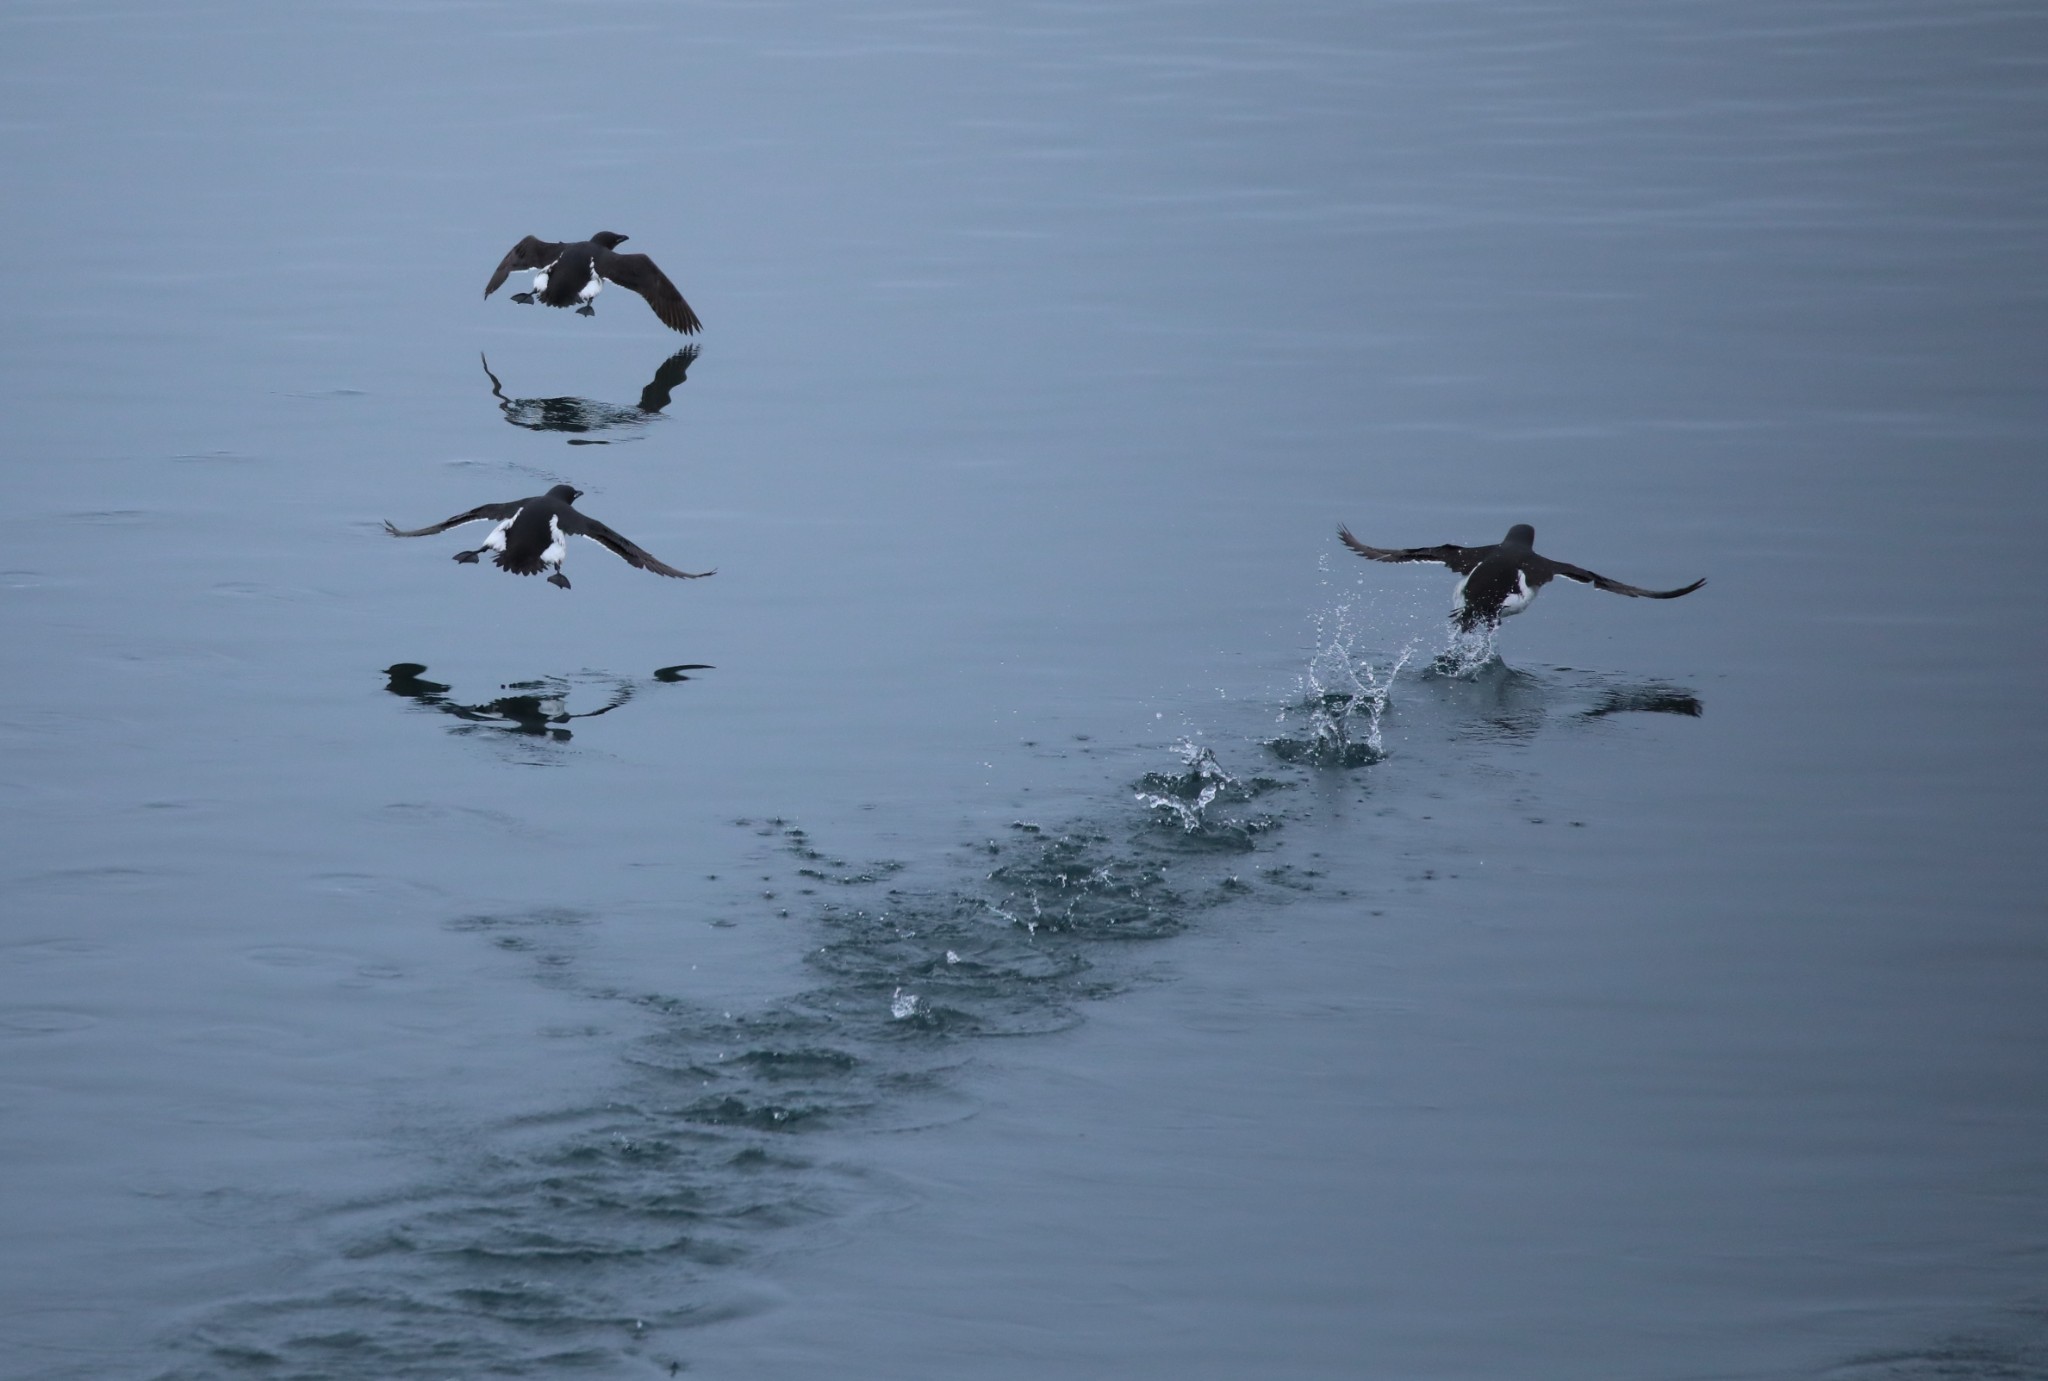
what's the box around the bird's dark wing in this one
[595,249,702,334]
[1338,526,1488,574]
[638,345,700,412]
[558,510,714,578]
[1535,556,1706,600]
[383,501,521,538]
[485,237,564,297]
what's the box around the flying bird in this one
[385,484,713,590]
[484,231,702,334]
[1337,523,1703,632]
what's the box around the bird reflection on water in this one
[480,345,698,442]
[382,662,712,743]
[1578,684,1704,720]
[1420,656,1704,744]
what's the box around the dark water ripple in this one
[121,617,2048,1378]
[156,636,1737,1376]
[155,757,1295,1378]
[1822,1311,2048,1381]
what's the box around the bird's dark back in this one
[1460,551,1525,618]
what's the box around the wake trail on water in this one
[157,597,1702,1379]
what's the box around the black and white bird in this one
[484,231,702,334]
[1338,523,1704,632]
[384,484,713,590]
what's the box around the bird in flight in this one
[484,231,702,334]
[385,484,713,590]
[1338,522,1703,631]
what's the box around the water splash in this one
[1429,621,1504,679]
[1131,741,1283,852]
[1135,739,1233,830]
[1268,604,1414,767]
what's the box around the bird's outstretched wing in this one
[559,510,714,578]
[485,237,564,298]
[595,249,702,333]
[384,502,521,538]
[1536,557,1705,600]
[639,345,700,412]
[1338,526,1488,574]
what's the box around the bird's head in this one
[591,231,629,249]
[1503,523,1535,547]
[545,484,583,504]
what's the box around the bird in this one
[384,484,713,590]
[1337,523,1704,632]
[484,231,702,334]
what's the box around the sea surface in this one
[3,1,2045,1377]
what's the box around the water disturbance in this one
[5,0,2044,1377]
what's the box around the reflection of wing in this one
[558,510,714,578]
[1338,526,1488,574]
[1583,685,1704,719]
[596,248,702,333]
[567,682,636,720]
[638,346,700,412]
[480,352,512,405]
[1537,557,1706,600]
[384,502,521,538]
[485,236,564,297]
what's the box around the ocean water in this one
[3,1,2045,1377]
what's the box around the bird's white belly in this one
[578,274,602,303]
[1451,568,1538,618]
[531,270,549,293]
[541,516,566,566]
[1498,573,1537,617]
[483,515,516,552]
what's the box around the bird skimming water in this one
[484,232,702,334]
[1338,523,1703,632]
[384,485,713,590]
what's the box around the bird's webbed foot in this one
[547,572,572,589]
[453,550,482,564]
[575,304,595,317]
[509,292,535,304]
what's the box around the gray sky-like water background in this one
[4,1,2046,1377]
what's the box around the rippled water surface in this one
[4,1,2045,1377]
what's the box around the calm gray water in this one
[4,1,2045,1377]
